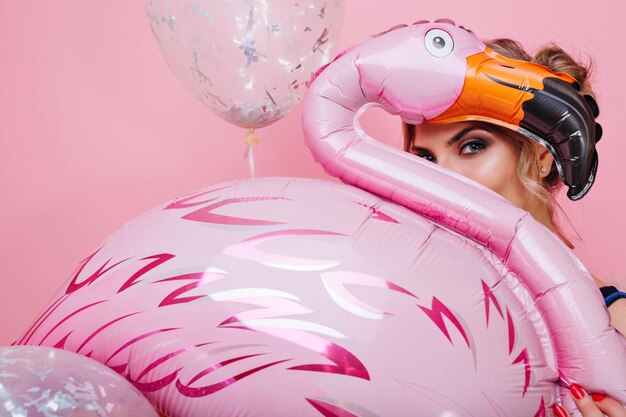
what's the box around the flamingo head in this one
[353,18,601,200]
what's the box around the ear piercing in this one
[540,166,547,173]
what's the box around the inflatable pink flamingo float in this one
[15,19,625,416]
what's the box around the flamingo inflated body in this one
[15,19,623,417]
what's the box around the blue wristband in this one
[600,286,626,308]
[605,290,626,308]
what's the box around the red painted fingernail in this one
[591,393,606,402]
[553,404,569,417]
[570,384,586,400]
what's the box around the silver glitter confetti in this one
[145,0,345,128]
[0,346,158,417]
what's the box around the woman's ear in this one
[534,142,555,179]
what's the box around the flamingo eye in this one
[424,29,454,58]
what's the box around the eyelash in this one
[459,139,487,155]
[413,138,488,163]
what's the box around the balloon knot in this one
[245,128,259,147]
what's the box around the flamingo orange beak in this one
[429,47,601,201]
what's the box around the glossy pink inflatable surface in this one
[17,176,625,416]
[18,19,626,417]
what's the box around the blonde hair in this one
[402,38,597,249]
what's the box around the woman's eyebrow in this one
[446,126,492,146]
[411,126,493,152]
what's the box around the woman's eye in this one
[459,139,487,155]
[417,153,437,163]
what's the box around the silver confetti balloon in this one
[0,346,159,417]
[145,0,345,129]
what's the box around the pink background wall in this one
[1,1,625,345]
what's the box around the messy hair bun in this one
[487,38,595,96]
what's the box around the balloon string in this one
[248,146,255,178]
[244,128,259,178]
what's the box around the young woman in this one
[402,39,626,417]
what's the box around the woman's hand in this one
[552,384,626,417]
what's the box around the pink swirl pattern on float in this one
[19,176,560,415]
